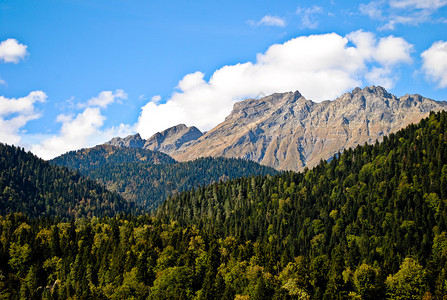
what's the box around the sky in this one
[1,0,447,159]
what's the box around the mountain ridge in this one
[106,124,203,155]
[106,86,447,171]
[51,145,278,210]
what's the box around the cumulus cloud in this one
[77,89,127,108]
[296,6,324,29]
[421,40,447,88]
[0,39,28,63]
[31,90,133,159]
[248,15,286,27]
[0,91,46,145]
[136,31,413,138]
[347,30,413,65]
[360,0,447,30]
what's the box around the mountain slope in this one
[157,110,447,298]
[52,146,277,210]
[142,124,203,154]
[106,124,203,155]
[0,143,134,219]
[2,112,447,299]
[170,86,446,171]
[50,144,175,173]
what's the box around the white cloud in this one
[0,78,6,86]
[248,15,286,27]
[30,90,133,159]
[136,31,413,138]
[0,91,46,145]
[346,30,413,64]
[359,1,385,19]
[365,67,396,88]
[77,89,127,108]
[360,0,447,30]
[421,40,447,87]
[0,39,28,63]
[390,0,447,9]
[374,35,413,65]
[31,106,133,159]
[151,95,162,103]
[296,6,324,29]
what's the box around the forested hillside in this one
[50,144,176,173]
[157,110,447,298]
[53,147,278,210]
[1,111,447,299]
[0,143,135,219]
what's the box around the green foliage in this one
[52,145,278,210]
[50,144,176,173]
[156,111,447,298]
[353,264,381,300]
[386,258,427,299]
[149,266,194,299]
[0,143,135,219]
[1,111,447,299]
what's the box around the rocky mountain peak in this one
[143,124,203,154]
[170,86,446,171]
[106,133,145,148]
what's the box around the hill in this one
[50,144,175,173]
[52,146,278,210]
[0,143,134,219]
[1,111,447,299]
[157,110,447,298]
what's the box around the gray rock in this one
[105,124,203,155]
[106,133,145,148]
[143,124,203,154]
[170,86,447,171]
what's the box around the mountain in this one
[169,86,447,171]
[106,124,203,155]
[142,124,203,154]
[50,144,175,173]
[106,133,145,148]
[51,145,277,210]
[0,143,134,219]
[156,110,447,298]
[3,111,447,299]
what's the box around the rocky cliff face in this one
[106,124,203,155]
[106,133,145,148]
[142,124,203,154]
[170,86,447,171]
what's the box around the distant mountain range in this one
[108,86,447,171]
[106,123,203,154]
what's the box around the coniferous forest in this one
[0,144,136,219]
[51,146,278,210]
[1,111,447,299]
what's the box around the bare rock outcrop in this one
[170,86,446,171]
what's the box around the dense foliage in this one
[53,147,278,210]
[156,111,447,298]
[1,111,447,299]
[50,144,176,173]
[0,144,135,219]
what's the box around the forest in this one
[52,146,278,210]
[0,111,447,299]
[0,143,136,219]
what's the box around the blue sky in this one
[1,0,446,158]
